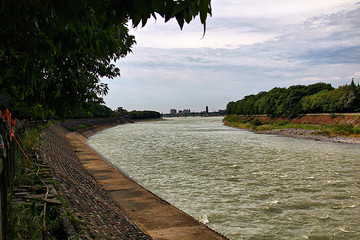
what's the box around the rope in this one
[13,135,31,164]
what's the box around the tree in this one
[226,81,359,118]
[0,0,212,118]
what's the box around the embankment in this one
[60,116,131,138]
[41,119,228,240]
[242,113,360,126]
[223,113,360,144]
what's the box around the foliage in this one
[227,81,360,117]
[22,121,53,150]
[0,0,212,119]
[7,196,65,240]
[251,118,263,126]
[128,110,161,119]
[224,114,360,137]
[7,122,84,239]
[319,123,360,136]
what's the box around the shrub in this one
[251,118,263,126]
[276,121,289,126]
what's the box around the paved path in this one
[42,124,228,240]
[42,125,151,239]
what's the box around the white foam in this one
[197,215,209,224]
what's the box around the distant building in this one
[183,109,191,114]
[170,109,177,114]
[206,106,209,114]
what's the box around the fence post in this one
[0,157,5,240]
[0,118,15,239]
[0,133,6,239]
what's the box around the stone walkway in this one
[41,125,151,239]
[41,124,228,240]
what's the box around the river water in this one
[88,117,360,240]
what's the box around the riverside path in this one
[41,124,228,240]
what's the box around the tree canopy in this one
[0,0,212,119]
[227,81,360,118]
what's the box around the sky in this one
[101,0,360,114]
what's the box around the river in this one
[87,117,360,240]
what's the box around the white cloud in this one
[130,0,359,49]
[103,1,360,113]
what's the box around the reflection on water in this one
[88,117,360,240]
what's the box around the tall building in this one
[206,106,209,114]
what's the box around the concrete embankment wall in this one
[43,123,229,240]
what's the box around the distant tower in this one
[206,106,209,114]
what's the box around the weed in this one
[251,118,263,126]
[276,121,289,126]
[224,115,360,137]
[7,122,82,239]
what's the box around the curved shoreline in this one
[252,128,360,144]
[47,121,228,239]
[224,123,360,144]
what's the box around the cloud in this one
[103,1,360,113]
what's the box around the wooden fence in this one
[0,118,23,239]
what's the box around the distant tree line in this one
[62,108,161,120]
[126,110,161,119]
[226,80,360,118]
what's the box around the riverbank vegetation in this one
[226,81,360,118]
[5,122,85,239]
[223,114,360,137]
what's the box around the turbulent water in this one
[88,117,360,240]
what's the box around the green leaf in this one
[199,0,209,24]
[152,0,166,15]
[176,13,185,30]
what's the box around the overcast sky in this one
[102,0,360,113]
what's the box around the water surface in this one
[88,117,360,239]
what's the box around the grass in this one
[223,115,360,137]
[7,196,65,239]
[7,122,84,239]
[319,123,360,137]
[66,123,94,132]
[22,121,53,150]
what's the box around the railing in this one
[1,120,13,239]
[0,111,23,239]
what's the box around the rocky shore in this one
[254,128,360,144]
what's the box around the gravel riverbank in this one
[254,128,360,144]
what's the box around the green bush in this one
[332,123,354,135]
[353,126,360,135]
[276,121,289,126]
[320,123,357,136]
[251,118,263,126]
